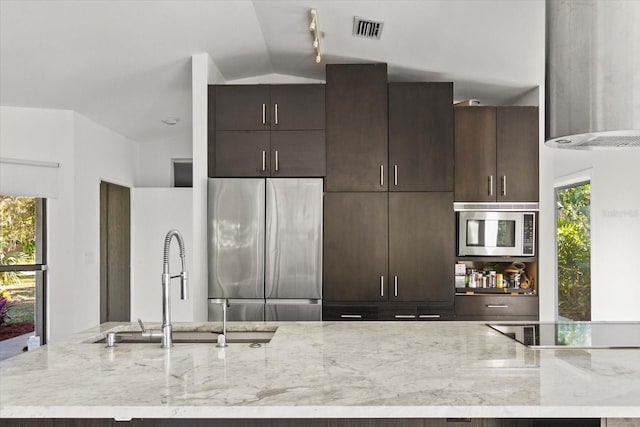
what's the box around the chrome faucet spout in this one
[161,230,188,348]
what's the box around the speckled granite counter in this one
[1,321,639,419]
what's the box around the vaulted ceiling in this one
[0,0,545,146]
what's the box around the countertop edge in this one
[2,405,639,419]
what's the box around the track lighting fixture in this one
[310,9,322,64]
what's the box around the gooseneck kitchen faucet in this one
[160,229,188,348]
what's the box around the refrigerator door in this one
[265,299,322,321]
[208,299,265,322]
[265,179,323,299]
[208,178,265,299]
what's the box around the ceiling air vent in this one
[353,16,383,39]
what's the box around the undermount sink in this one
[95,330,275,344]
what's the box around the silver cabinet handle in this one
[380,165,384,187]
[275,150,279,172]
[501,176,507,196]
[394,165,398,186]
[394,275,398,297]
[262,150,266,171]
[274,103,278,125]
[488,175,494,196]
[340,314,362,319]
[419,314,441,319]
[394,314,416,319]
[380,276,384,297]
[486,304,509,308]
[262,103,266,125]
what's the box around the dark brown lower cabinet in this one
[323,192,454,314]
[323,192,388,302]
[454,295,539,321]
[389,192,454,303]
[0,418,603,427]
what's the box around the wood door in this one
[388,192,454,304]
[270,130,325,177]
[100,181,130,323]
[214,131,270,177]
[215,85,270,130]
[323,193,388,302]
[497,107,539,202]
[270,85,325,130]
[326,64,388,192]
[388,83,454,191]
[454,107,497,202]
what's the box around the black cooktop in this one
[487,322,640,349]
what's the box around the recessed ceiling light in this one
[161,117,180,126]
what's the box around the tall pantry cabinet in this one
[323,64,455,320]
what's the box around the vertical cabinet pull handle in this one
[262,150,266,171]
[262,103,266,125]
[501,176,507,196]
[488,175,494,196]
[380,165,384,187]
[394,275,398,297]
[274,103,278,125]
[275,150,279,172]
[380,276,384,297]
[394,165,398,186]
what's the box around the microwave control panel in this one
[523,213,535,256]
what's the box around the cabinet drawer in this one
[455,295,538,318]
[323,305,378,321]
[378,307,417,321]
[417,307,455,321]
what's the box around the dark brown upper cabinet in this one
[326,64,388,192]
[496,107,539,202]
[214,85,324,131]
[455,106,539,202]
[209,84,326,177]
[388,83,454,192]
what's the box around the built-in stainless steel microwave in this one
[457,211,535,257]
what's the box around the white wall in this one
[550,148,640,321]
[132,188,193,322]
[0,106,137,341]
[72,113,137,335]
[135,138,191,187]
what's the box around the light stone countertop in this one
[0,321,639,420]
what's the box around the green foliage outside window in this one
[556,183,591,321]
[0,196,36,285]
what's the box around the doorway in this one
[100,181,131,323]
[555,181,591,321]
[0,196,47,359]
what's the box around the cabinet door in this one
[270,85,325,130]
[389,83,453,191]
[214,131,270,177]
[454,107,497,202]
[389,192,454,304]
[323,193,388,302]
[215,85,270,130]
[326,64,388,191]
[270,130,325,177]
[497,107,539,202]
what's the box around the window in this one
[556,182,591,321]
[0,196,47,357]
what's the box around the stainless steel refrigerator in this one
[208,178,322,321]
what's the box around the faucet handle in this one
[137,318,147,332]
[180,271,188,300]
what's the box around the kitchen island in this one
[0,321,638,425]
